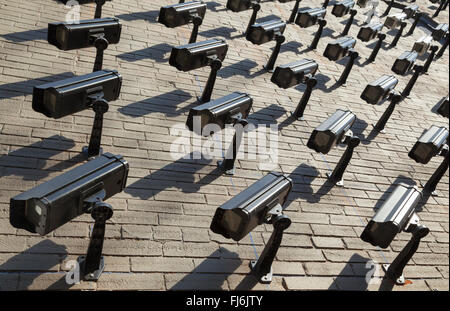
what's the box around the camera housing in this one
[402,4,419,19]
[158,1,206,28]
[392,51,418,75]
[10,153,128,235]
[384,12,407,30]
[323,36,356,61]
[408,126,449,164]
[357,22,383,42]
[437,95,449,118]
[412,35,433,56]
[360,74,398,105]
[295,7,326,28]
[246,20,286,45]
[432,23,449,41]
[361,183,422,249]
[332,0,355,17]
[271,59,318,89]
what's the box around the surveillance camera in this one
[392,51,418,75]
[357,22,383,42]
[246,20,286,45]
[271,59,318,89]
[384,12,407,30]
[226,0,259,12]
[332,0,355,17]
[48,18,121,51]
[323,36,356,61]
[10,153,129,235]
[32,70,122,119]
[295,7,327,28]
[158,1,206,28]
[437,95,449,118]
[361,183,422,249]
[360,74,398,105]
[432,23,449,41]
[412,35,433,56]
[186,92,253,135]
[169,38,228,72]
[402,4,419,19]
[356,0,369,8]
[307,109,356,154]
[408,126,449,164]
[211,171,292,241]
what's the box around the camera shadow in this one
[0,72,75,99]
[169,248,242,290]
[199,26,238,40]
[0,135,85,182]
[117,89,193,118]
[206,1,226,12]
[218,59,259,79]
[0,28,47,43]
[284,163,321,206]
[115,10,159,22]
[249,104,288,126]
[0,240,72,290]
[117,43,172,63]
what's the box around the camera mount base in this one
[288,0,302,23]
[245,2,261,36]
[218,117,249,175]
[82,147,104,160]
[309,19,327,50]
[292,76,317,120]
[337,49,358,86]
[264,33,285,72]
[327,133,360,187]
[84,94,109,158]
[78,192,113,281]
[367,33,386,63]
[390,22,407,48]
[199,57,222,103]
[249,204,291,284]
[373,92,402,133]
[341,10,357,37]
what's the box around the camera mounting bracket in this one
[288,0,302,23]
[218,117,249,175]
[401,65,423,98]
[188,11,203,44]
[420,144,449,196]
[390,21,407,48]
[89,33,109,72]
[245,1,261,35]
[337,48,358,86]
[327,131,360,187]
[373,91,402,133]
[198,55,222,103]
[82,93,109,159]
[78,190,113,281]
[367,33,386,63]
[436,32,449,59]
[309,18,327,50]
[341,9,357,36]
[292,75,317,120]
[406,12,422,36]
[94,0,107,19]
[422,45,439,74]
[264,32,286,72]
[383,214,429,285]
[250,204,291,284]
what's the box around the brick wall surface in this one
[0,0,448,291]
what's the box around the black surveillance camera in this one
[409,126,448,165]
[357,22,383,42]
[169,39,228,102]
[402,4,419,19]
[392,51,418,75]
[432,23,449,41]
[332,0,355,18]
[33,70,122,157]
[384,13,407,30]
[271,59,318,120]
[412,35,433,56]
[186,92,253,175]
[210,172,293,283]
[361,183,429,284]
[11,152,128,281]
[360,74,398,105]
[158,1,207,43]
[246,20,287,71]
[307,109,360,186]
[324,36,358,85]
[295,7,326,28]
[48,18,122,71]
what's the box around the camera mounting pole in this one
[341,9,357,36]
[373,91,402,133]
[327,132,361,187]
[401,65,423,98]
[422,45,439,74]
[250,204,291,284]
[381,0,394,17]
[245,2,261,36]
[433,0,446,17]
[293,76,317,120]
[422,145,449,196]
[83,92,109,158]
[310,19,327,50]
[406,12,422,36]
[436,32,449,59]
[322,0,331,8]
[390,22,407,48]
[199,56,222,103]
[91,34,109,72]
[188,13,203,44]
[218,115,249,175]
[338,49,358,85]
[77,190,113,281]
[367,33,386,63]
[288,0,302,23]
[383,214,430,285]
[264,32,286,72]
[94,0,106,19]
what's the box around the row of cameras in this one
[12,0,449,283]
[9,122,449,283]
